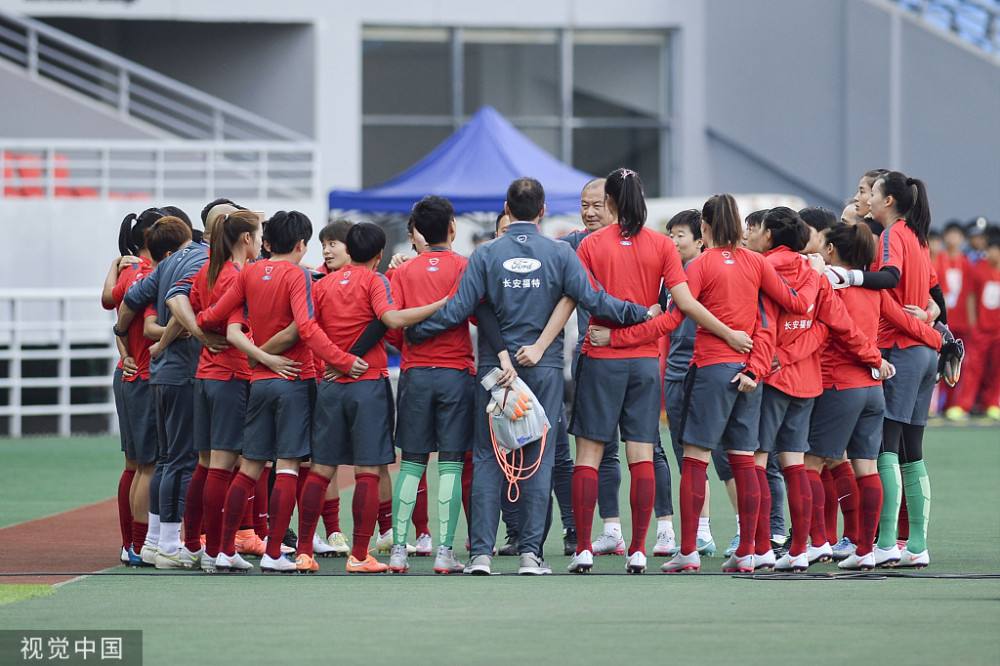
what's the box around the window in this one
[362,27,672,196]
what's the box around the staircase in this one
[891,0,1000,55]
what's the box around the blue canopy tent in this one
[329,106,594,215]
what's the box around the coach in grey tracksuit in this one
[119,240,207,531]
[408,178,650,569]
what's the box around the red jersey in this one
[189,261,251,381]
[875,222,935,349]
[971,260,1000,334]
[389,248,474,373]
[196,259,357,381]
[577,224,687,359]
[110,258,154,381]
[934,251,972,332]
[313,265,397,383]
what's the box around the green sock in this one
[900,460,931,553]
[876,452,902,549]
[437,461,464,549]
[392,460,425,547]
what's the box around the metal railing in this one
[0,11,310,141]
[1,139,318,201]
[892,0,1000,54]
[0,290,118,438]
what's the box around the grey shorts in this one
[242,379,313,462]
[678,363,762,452]
[193,379,249,453]
[881,345,938,426]
[395,367,474,455]
[113,367,128,454]
[808,386,885,461]
[569,356,661,444]
[122,378,158,465]
[756,385,814,454]
[667,376,736,480]
[313,379,395,467]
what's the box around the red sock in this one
[131,520,148,554]
[296,464,310,501]
[571,465,599,554]
[832,463,860,544]
[728,454,760,558]
[322,497,341,536]
[413,471,430,537]
[352,473,381,560]
[755,466,772,556]
[807,469,828,546]
[461,452,473,523]
[781,464,812,556]
[855,473,883,556]
[897,493,910,541]
[377,499,393,536]
[821,467,838,544]
[221,472,256,556]
[202,468,233,558]
[182,464,208,552]
[265,472,298,559]
[627,461,655,556]
[253,473,269,540]
[296,472,330,557]
[117,469,135,549]
[679,457,708,555]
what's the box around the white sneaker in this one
[753,550,776,571]
[312,534,336,557]
[415,533,433,556]
[261,553,297,574]
[262,537,295,555]
[722,553,754,573]
[140,544,158,566]
[154,547,199,570]
[215,552,253,573]
[897,548,930,568]
[518,553,551,575]
[200,551,217,573]
[464,554,492,575]
[661,551,701,573]
[775,551,809,572]
[433,546,464,574]
[325,532,350,557]
[838,551,875,571]
[653,530,679,557]
[592,532,626,556]
[807,542,833,564]
[388,544,410,574]
[120,546,129,564]
[567,550,594,574]
[376,529,416,555]
[874,545,901,568]
[626,551,647,574]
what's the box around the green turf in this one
[0,585,53,606]
[1,428,998,665]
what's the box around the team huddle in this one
[104,166,987,575]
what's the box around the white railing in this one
[1,139,319,201]
[0,11,309,141]
[0,289,118,438]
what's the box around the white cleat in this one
[626,551,647,574]
[325,532,350,557]
[261,553,297,574]
[661,551,701,574]
[775,551,809,572]
[838,551,875,571]
[200,551,217,573]
[722,553,754,573]
[376,529,416,555]
[567,550,594,574]
[215,552,253,573]
[262,537,295,555]
[415,533,433,556]
[896,548,930,569]
[831,537,857,561]
[753,550,776,572]
[120,547,129,564]
[140,544,159,566]
[592,532,626,556]
[653,530,679,557]
[874,545,901,568]
[154,547,199,570]
[312,534,337,558]
[807,542,833,565]
[433,546,465,574]
[388,544,410,574]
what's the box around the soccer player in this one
[569,171,754,575]
[196,210,367,573]
[409,177,654,576]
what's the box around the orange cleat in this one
[345,554,388,574]
[235,529,266,557]
[295,553,319,574]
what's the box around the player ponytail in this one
[762,207,810,252]
[701,193,742,249]
[208,210,261,291]
[605,167,647,238]
[118,207,165,256]
[825,222,876,270]
[875,171,931,246]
